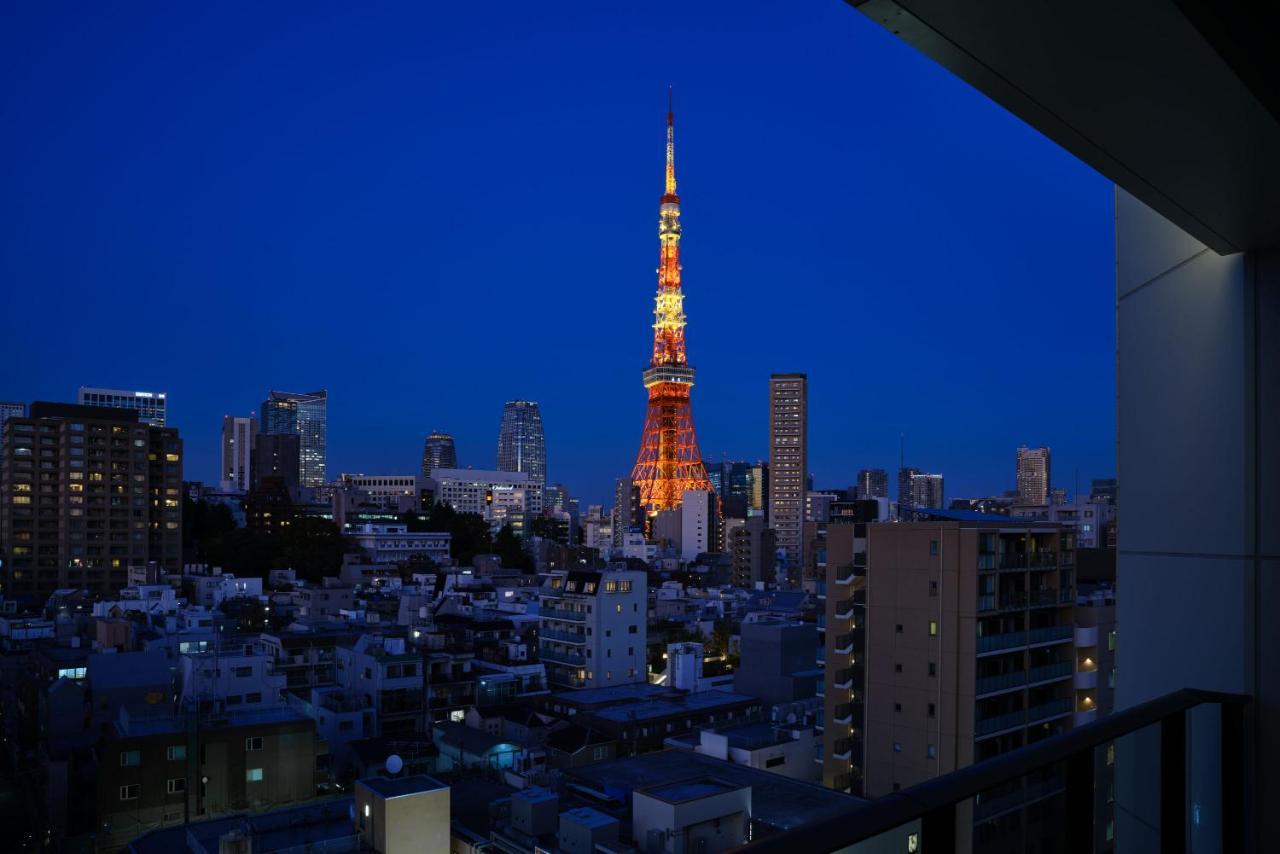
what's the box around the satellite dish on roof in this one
[386,754,403,775]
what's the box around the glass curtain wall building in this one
[260,389,327,488]
[496,400,546,489]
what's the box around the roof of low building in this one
[358,774,447,798]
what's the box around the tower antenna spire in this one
[665,86,676,197]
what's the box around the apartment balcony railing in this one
[1029,624,1074,645]
[1027,697,1074,723]
[833,703,854,725]
[997,555,1027,570]
[1028,551,1059,569]
[832,738,854,760]
[998,591,1029,610]
[540,628,586,644]
[977,631,1027,654]
[743,689,1247,854]
[833,599,856,620]
[975,670,1027,697]
[541,607,586,622]
[975,708,1027,737]
[833,633,858,656]
[833,668,855,690]
[539,646,585,666]
[835,565,856,585]
[1029,588,1062,607]
[1028,661,1073,685]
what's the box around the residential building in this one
[220,415,257,492]
[354,776,450,854]
[496,400,546,489]
[334,635,426,739]
[0,402,182,600]
[611,478,640,549]
[96,705,320,850]
[0,400,25,427]
[734,619,819,706]
[899,468,944,511]
[261,389,327,487]
[77,386,167,426]
[821,514,1077,820]
[1016,446,1052,506]
[855,468,888,500]
[806,490,838,523]
[729,516,776,588]
[426,467,542,530]
[679,488,717,561]
[769,373,807,566]
[421,431,457,476]
[538,569,646,689]
[346,523,451,565]
[1013,495,1117,549]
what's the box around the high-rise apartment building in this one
[856,468,889,500]
[539,568,647,690]
[1,402,182,599]
[261,390,327,487]
[679,489,718,561]
[1015,446,1052,506]
[611,478,641,549]
[0,401,25,428]
[421,431,457,477]
[220,415,257,492]
[77,387,167,426]
[496,400,546,489]
[820,518,1079,815]
[729,516,776,588]
[898,468,944,511]
[769,373,807,567]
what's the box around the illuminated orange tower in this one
[630,91,714,514]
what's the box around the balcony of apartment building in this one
[742,2,1270,852]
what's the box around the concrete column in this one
[1114,187,1277,852]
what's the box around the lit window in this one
[246,768,264,782]
[167,778,185,794]
[245,737,263,751]
[120,750,140,767]
[167,745,186,761]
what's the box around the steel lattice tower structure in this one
[630,92,713,514]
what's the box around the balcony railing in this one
[1028,661,1073,685]
[1029,624,1073,645]
[977,631,1027,654]
[1027,696,1074,723]
[975,670,1027,696]
[541,607,586,622]
[741,689,1247,854]
[540,628,586,644]
[974,708,1026,737]
[539,646,585,666]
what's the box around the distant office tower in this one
[748,462,769,519]
[730,516,776,588]
[1,402,182,599]
[421,431,457,477]
[261,389,327,487]
[252,432,301,495]
[770,373,808,565]
[220,415,257,492]
[77,386,167,426]
[898,467,944,510]
[611,478,641,549]
[0,401,25,428]
[806,491,838,523]
[496,400,546,489]
[1016,446,1052,505]
[856,468,888,500]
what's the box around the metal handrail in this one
[736,688,1247,853]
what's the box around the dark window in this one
[928,662,937,677]
[765,755,786,768]
[930,540,939,555]
[895,663,903,673]
[928,703,936,718]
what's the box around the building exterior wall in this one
[768,374,807,571]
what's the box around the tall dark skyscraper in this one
[421,431,457,477]
[856,468,889,499]
[496,400,546,488]
[770,373,808,565]
[261,389,327,487]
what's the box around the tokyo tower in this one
[630,91,714,514]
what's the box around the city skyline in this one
[0,2,1115,507]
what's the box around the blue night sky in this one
[1,2,1115,506]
